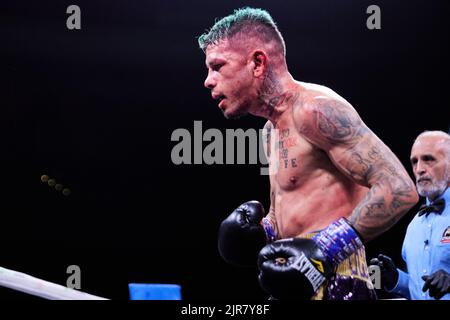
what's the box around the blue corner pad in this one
[128,283,182,300]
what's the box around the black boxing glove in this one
[218,201,275,267]
[422,269,450,300]
[258,238,334,299]
[258,218,363,299]
[369,254,399,291]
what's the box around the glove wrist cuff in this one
[312,218,363,266]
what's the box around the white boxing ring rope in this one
[0,265,408,300]
[0,266,108,300]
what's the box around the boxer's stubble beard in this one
[224,67,285,121]
[226,112,246,120]
[223,101,250,120]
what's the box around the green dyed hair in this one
[198,7,286,56]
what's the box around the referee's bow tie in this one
[418,198,446,217]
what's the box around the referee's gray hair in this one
[414,130,450,159]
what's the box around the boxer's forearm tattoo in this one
[343,139,416,233]
[349,171,415,240]
[300,98,417,241]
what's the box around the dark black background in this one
[1,0,449,300]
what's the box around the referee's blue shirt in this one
[389,187,450,300]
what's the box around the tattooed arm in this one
[295,97,418,241]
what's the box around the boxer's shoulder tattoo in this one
[314,99,365,145]
[297,97,418,241]
[296,98,365,147]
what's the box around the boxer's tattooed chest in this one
[267,127,315,189]
[277,128,299,170]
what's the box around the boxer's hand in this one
[369,254,398,291]
[422,269,450,300]
[258,218,362,299]
[218,201,268,267]
[258,238,333,300]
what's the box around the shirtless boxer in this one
[198,7,418,299]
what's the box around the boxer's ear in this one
[252,50,268,78]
